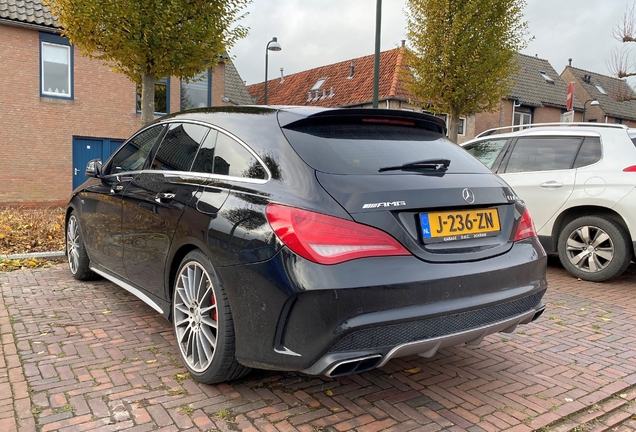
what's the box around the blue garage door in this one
[72,137,124,189]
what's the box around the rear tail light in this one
[266,204,410,265]
[514,209,537,241]
[623,166,636,172]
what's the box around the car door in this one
[121,122,210,296]
[497,136,582,234]
[79,125,165,277]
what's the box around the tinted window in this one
[504,137,583,173]
[151,123,208,171]
[463,139,507,169]
[573,137,602,168]
[191,130,218,174]
[108,125,164,174]
[282,123,489,175]
[191,132,267,180]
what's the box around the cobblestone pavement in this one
[1,259,636,432]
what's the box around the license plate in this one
[420,208,500,241]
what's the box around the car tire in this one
[172,250,250,384]
[557,216,632,282]
[66,211,97,281]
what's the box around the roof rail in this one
[475,122,628,139]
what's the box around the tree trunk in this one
[141,73,156,126]
[447,112,459,144]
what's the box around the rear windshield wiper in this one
[378,158,451,173]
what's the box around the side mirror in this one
[85,159,102,178]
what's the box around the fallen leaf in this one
[37,351,44,355]
[601,317,612,322]
[40,332,48,337]
[330,407,341,412]
[146,360,157,364]
[620,393,628,399]
[33,341,41,344]
[404,367,421,374]
[325,390,333,397]
[580,308,585,311]
[564,397,573,402]
[102,310,111,315]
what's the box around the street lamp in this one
[582,99,600,122]
[264,37,282,105]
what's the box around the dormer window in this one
[595,85,607,95]
[310,78,327,92]
[539,71,554,84]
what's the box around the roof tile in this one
[247,48,412,107]
[0,0,58,28]
[510,53,583,110]
[565,66,636,121]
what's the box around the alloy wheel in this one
[174,261,218,373]
[66,215,80,274]
[565,225,614,273]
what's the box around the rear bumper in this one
[217,237,547,375]
[303,299,545,377]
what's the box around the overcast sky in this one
[230,0,636,87]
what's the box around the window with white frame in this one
[514,110,532,130]
[40,33,72,99]
[434,114,466,136]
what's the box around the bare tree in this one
[610,4,636,83]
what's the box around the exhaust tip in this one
[532,305,546,322]
[326,355,382,377]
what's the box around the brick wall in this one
[0,24,226,206]
[0,25,144,205]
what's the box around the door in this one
[79,127,165,277]
[72,137,124,189]
[498,136,583,234]
[121,123,209,296]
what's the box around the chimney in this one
[307,91,312,102]
[280,68,285,83]
[313,90,320,101]
[349,61,355,79]
[329,87,334,98]
[321,89,327,100]
[401,40,406,47]
[568,58,572,67]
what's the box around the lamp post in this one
[264,37,282,105]
[582,99,600,122]
[373,0,382,109]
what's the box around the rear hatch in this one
[279,109,522,263]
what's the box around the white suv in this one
[463,123,636,282]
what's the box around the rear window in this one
[281,122,490,175]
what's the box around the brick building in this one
[248,47,420,111]
[468,54,585,142]
[561,65,636,127]
[0,0,253,206]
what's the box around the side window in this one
[463,139,507,169]
[40,33,73,99]
[191,132,266,179]
[151,123,208,171]
[504,137,583,173]
[107,126,164,175]
[191,130,218,173]
[573,137,602,169]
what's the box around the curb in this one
[0,251,65,260]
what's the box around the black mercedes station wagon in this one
[66,106,547,384]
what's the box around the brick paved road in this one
[1,259,636,432]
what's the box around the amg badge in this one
[362,201,407,209]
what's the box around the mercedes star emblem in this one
[462,188,475,204]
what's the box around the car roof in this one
[463,122,630,146]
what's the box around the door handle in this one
[540,181,563,189]
[155,192,176,203]
[74,168,79,175]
